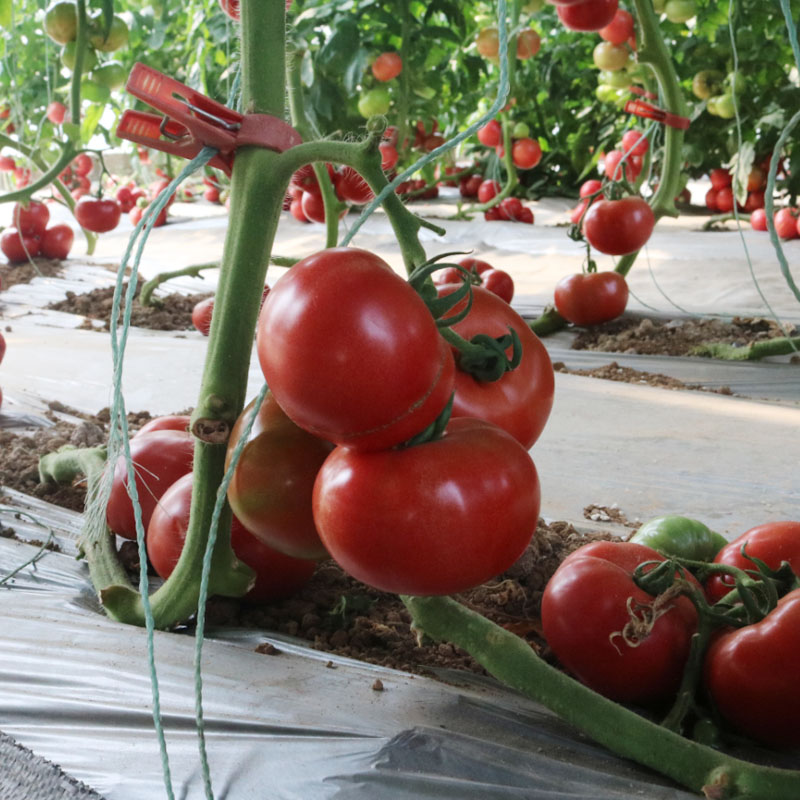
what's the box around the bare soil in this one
[0,408,625,677]
[0,258,64,290]
[570,314,797,358]
[46,285,212,331]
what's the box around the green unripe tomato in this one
[593,42,631,72]
[357,88,391,118]
[44,1,78,44]
[596,84,624,104]
[512,121,531,138]
[712,92,736,119]
[653,0,666,11]
[413,85,437,100]
[664,0,697,23]
[600,69,632,89]
[725,71,745,96]
[61,41,99,71]
[89,15,130,52]
[80,78,111,104]
[691,69,724,100]
[90,61,127,90]
[630,515,728,562]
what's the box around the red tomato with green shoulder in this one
[705,521,800,603]
[438,284,554,449]
[226,392,334,560]
[256,248,455,451]
[40,224,74,260]
[705,588,800,748]
[75,197,122,233]
[583,196,655,255]
[13,200,50,236]
[1,229,40,262]
[558,0,619,31]
[147,473,316,603]
[542,541,699,704]
[105,430,195,540]
[554,271,629,326]
[313,417,540,595]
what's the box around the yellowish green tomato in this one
[522,0,545,12]
[725,71,745,95]
[512,121,531,138]
[593,42,631,72]
[691,69,724,100]
[90,61,127,90]
[600,69,632,89]
[89,15,130,53]
[711,92,736,119]
[664,0,697,23]
[44,1,77,44]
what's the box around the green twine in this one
[341,0,512,246]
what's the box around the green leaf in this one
[62,122,82,144]
[318,16,360,73]
[80,103,105,145]
[731,140,756,206]
[0,0,11,28]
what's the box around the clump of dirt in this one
[0,258,64,291]
[0,402,156,511]
[47,285,212,331]
[571,315,795,357]
[583,502,639,527]
[553,360,734,395]
[206,519,624,677]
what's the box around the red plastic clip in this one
[116,63,302,175]
[629,85,658,102]
[624,95,690,131]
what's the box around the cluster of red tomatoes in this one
[57,152,95,200]
[542,520,800,750]
[459,174,535,224]
[0,152,33,189]
[0,200,74,263]
[250,247,553,595]
[476,118,544,172]
[704,165,767,215]
[433,256,515,304]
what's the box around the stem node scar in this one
[192,418,230,444]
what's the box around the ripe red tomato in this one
[604,149,639,182]
[147,473,316,604]
[0,229,40,262]
[709,167,732,190]
[105,430,195,540]
[599,8,634,44]
[379,141,398,171]
[704,188,719,211]
[477,119,502,147]
[477,179,501,203]
[336,166,373,204]
[512,137,542,170]
[256,248,455,451]
[705,588,800,749]
[0,155,15,171]
[621,129,649,157]
[459,174,483,197]
[774,208,799,240]
[480,268,515,303]
[204,186,220,203]
[313,417,540,595]
[289,197,308,222]
[743,190,765,212]
[371,51,403,82]
[191,296,215,335]
[72,152,94,177]
[226,393,334,560]
[134,415,192,437]
[558,0,619,31]
[705,521,800,603]
[46,101,67,124]
[749,208,768,231]
[438,284,554,449]
[554,271,629,326]
[542,541,699,704]
[583,196,655,255]
[498,196,523,220]
[115,185,136,212]
[13,200,50,236]
[75,197,122,233]
[40,224,74,260]
[219,0,239,19]
[580,178,603,199]
[517,206,534,224]
[714,186,734,213]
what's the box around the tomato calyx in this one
[609,582,686,653]
[401,392,455,448]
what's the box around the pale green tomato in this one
[653,0,667,11]
[413,85,437,100]
[725,71,745,95]
[44,2,77,44]
[600,69,632,89]
[89,15,130,52]
[593,42,631,72]
[512,121,531,138]
[90,61,127,90]
[691,70,724,100]
[61,41,99,71]
[522,0,545,12]
[596,84,625,104]
[712,93,736,119]
[357,88,391,118]
[664,0,697,23]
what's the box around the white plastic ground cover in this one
[0,502,708,800]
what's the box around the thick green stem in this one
[692,336,800,361]
[528,305,567,336]
[139,262,220,307]
[100,0,290,627]
[396,1,412,161]
[404,595,800,799]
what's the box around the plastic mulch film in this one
[0,499,713,800]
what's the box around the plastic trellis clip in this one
[624,92,690,131]
[115,62,302,175]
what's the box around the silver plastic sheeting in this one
[0,500,707,800]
